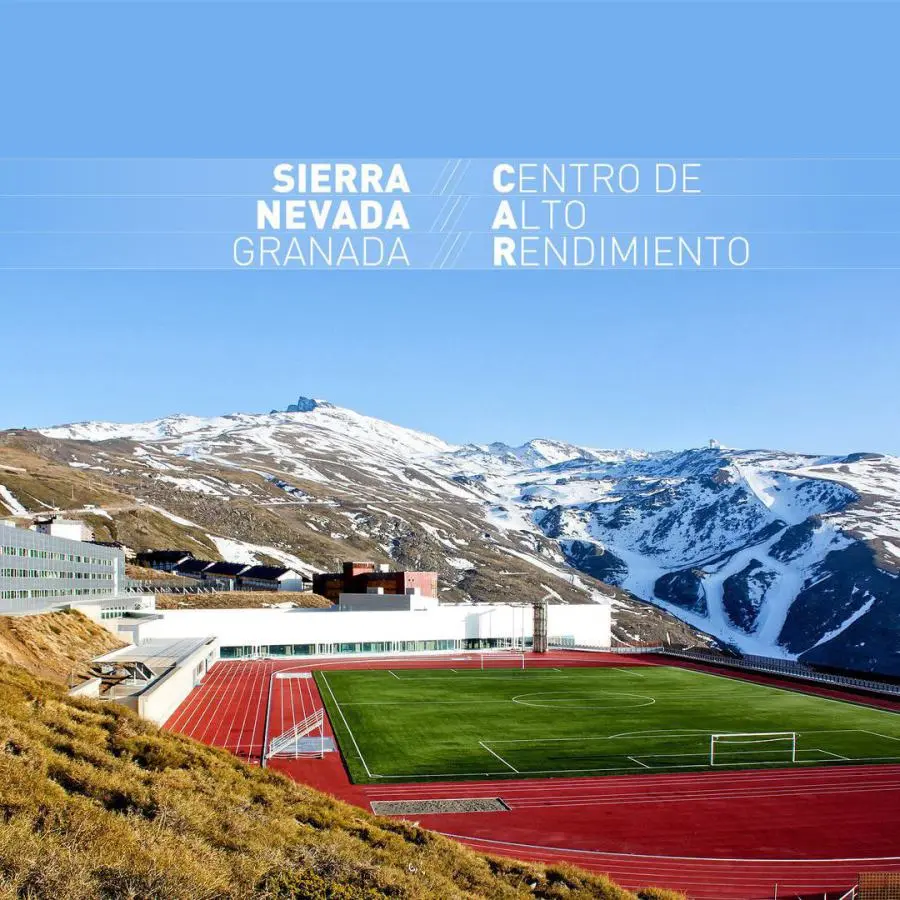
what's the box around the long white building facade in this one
[122,601,611,659]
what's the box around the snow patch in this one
[0,485,27,515]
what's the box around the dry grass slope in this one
[0,610,125,683]
[155,592,333,610]
[0,661,683,900]
[125,565,196,583]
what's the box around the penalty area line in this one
[819,749,850,760]
[479,741,520,773]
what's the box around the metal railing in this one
[122,581,228,595]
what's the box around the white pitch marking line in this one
[628,756,651,769]
[479,741,520,773]
[388,670,401,680]
[860,729,900,741]
[615,666,646,678]
[320,672,374,778]
[819,749,851,760]
[669,663,900,719]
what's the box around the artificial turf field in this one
[314,663,900,783]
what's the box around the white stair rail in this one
[267,709,325,758]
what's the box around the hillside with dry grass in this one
[155,591,333,610]
[0,610,125,683]
[125,564,196,583]
[0,659,682,900]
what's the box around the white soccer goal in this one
[479,651,526,670]
[710,731,797,766]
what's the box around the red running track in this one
[164,652,900,900]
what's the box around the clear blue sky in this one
[2,2,899,455]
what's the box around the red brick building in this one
[313,561,438,603]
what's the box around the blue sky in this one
[2,2,900,455]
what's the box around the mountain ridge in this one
[4,398,898,673]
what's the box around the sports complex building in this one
[123,596,609,659]
[3,520,899,898]
[0,520,147,618]
[161,647,900,900]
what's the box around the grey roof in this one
[93,637,213,669]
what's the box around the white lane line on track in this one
[166,658,228,734]
[361,764,900,796]
[370,775,900,798]
[361,762,900,794]
[433,832,900,864]
[246,660,270,760]
[219,657,255,751]
[189,660,241,743]
[365,781,900,801]
[505,782,900,809]
[232,659,261,757]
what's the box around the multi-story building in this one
[313,561,437,603]
[0,521,126,614]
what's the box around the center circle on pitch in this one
[511,691,655,710]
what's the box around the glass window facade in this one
[218,636,530,659]
[0,525,125,613]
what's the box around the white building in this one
[80,636,219,725]
[118,601,611,660]
[34,517,92,542]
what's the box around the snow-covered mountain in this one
[491,447,900,674]
[7,396,900,674]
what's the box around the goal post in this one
[479,651,526,670]
[710,731,797,766]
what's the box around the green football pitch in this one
[314,664,900,784]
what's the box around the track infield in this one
[315,663,900,783]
